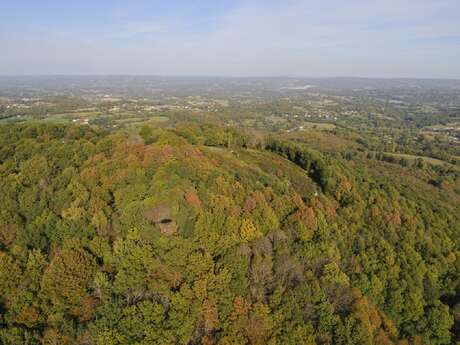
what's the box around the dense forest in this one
[0,123,459,344]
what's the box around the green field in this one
[385,152,447,166]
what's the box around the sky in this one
[0,0,459,78]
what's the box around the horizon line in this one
[1,74,460,81]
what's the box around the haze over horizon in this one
[1,0,459,78]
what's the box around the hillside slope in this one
[0,123,459,345]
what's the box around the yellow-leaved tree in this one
[240,219,262,242]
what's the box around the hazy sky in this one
[1,0,459,78]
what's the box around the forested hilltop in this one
[0,123,459,345]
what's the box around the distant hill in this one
[1,75,460,99]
